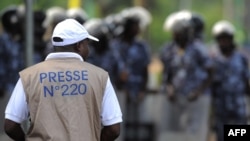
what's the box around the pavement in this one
[116,91,213,141]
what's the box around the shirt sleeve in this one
[5,78,29,123]
[101,77,123,126]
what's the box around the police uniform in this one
[210,20,249,141]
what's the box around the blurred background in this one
[1,0,250,141]
[0,0,250,52]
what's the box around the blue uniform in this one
[110,37,151,101]
[160,40,211,96]
[159,40,212,134]
[87,47,119,87]
[0,32,24,93]
[211,50,249,141]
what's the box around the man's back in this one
[20,57,108,141]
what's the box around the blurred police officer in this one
[210,20,250,141]
[33,10,47,62]
[109,7,151,104]
[67,7,88,25]
[159,11,212,136]
[84,18,119,88]
[0,5,24,96]
[109,7,152,140]
[0,5,24,136]
[43,6,67,56]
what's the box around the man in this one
[43,6,67,57]
[4,19,122,141]
[160,11,212,137]
[110,16,151,103]
[109,13,151,141]
[210,20,250,141]
[84,18,119,88]
[0,6,24,136]
[0,5,24,97]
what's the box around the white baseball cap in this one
[52,18,99,46]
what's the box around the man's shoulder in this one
[19,61,46,74]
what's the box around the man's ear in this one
[74,42,81,52]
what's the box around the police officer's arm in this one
[166,70,176,101]
[242,56,250,96]
[243,69,250,96]
[4,119,25,141]
[101,123,120,141]
[188,49,214,101]
[188,63,213,101]
[245,77,250,96]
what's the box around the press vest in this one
[20,57,108,141]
